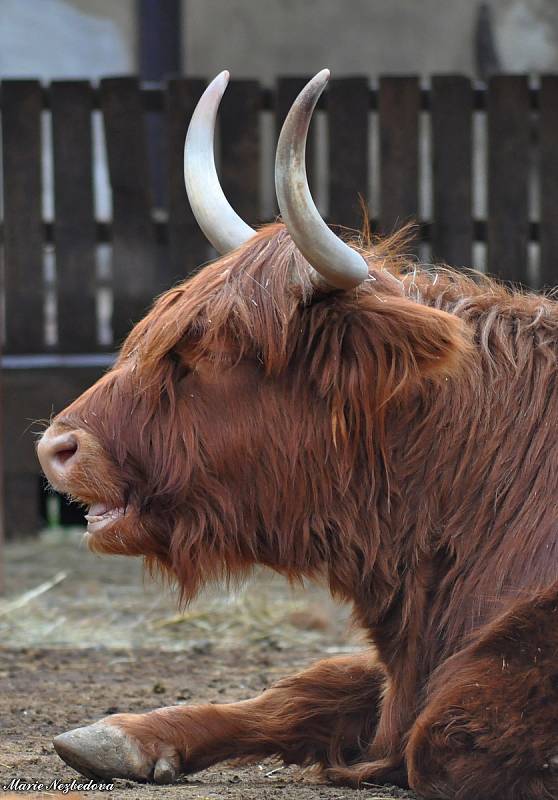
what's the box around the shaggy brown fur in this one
[45,223,558,798]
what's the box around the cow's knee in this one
[407,661,558,799]
[408,591,558,799]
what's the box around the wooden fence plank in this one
[4,474,42,540]
[51,81,97,351]
[378,77,420,240]
[487,75,530,283]
[276,77,317,205]
[2,366,104,538]
[0,338,4,588]
[1,75,555,541]
[328,77,369,231]
[539,75,558,290]
[220,79,261,227]
[100,77,158,345]
[1,80,44,353]
[431,76,473,267]
[166,78,208,283]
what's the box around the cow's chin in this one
[83,505,143,556]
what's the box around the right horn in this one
[275,69,369,290]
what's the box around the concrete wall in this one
[185,0,558,83]
[1,0,557,83]
[0,0,135,80]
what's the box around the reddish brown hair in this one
[54,223,558,794]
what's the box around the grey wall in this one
[0,0,135,80]
[185,0,558,83]
[1,0,557,83]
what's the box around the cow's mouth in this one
[84,503,126,534]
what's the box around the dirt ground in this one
[0,530,417,800]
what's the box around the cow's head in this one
[38,70,472,600]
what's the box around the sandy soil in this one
[0,531,418,800]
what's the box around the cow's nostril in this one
[37,429,81,485]
[48,433,79,470]
[54,442,78,466]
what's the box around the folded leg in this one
[407,586,558,800]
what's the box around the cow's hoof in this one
[53,722,178,784]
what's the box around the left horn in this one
[184,70,256,254]
[275,69,369,290]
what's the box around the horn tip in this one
[211,70,230,93]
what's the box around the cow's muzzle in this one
[37,426,82,491]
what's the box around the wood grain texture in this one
[379,77,420,240]
[1,81,44,353]
[487,76,530,283]
[51,81,97,351]
[100,77,158,345]
[539,75,558,289]
[328,77,369,230]
[166,77,208,282]
[431,76,473,267]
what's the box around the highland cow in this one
[37,70,558,799]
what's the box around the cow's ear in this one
[310,294,472,416]
[377,295,473,380]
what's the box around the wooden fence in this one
[1,74,558,539]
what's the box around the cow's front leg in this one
[53,652,385,783]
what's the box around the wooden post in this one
[138,0,182,208]
[166,78,208,281]
[1,80,44,540]
[431,76,473,268]
[0,339,4,595]
[474,2,502,82]
[539,76,558,290]
[487,76,530,283]
[51,81,98,352]
[219,80,261,227]
[328,77,369,230]
[100,78,159,345]
[378,77,420,252]
[139,0,181,79]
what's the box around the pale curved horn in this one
[184,71,255,254]
[275,69,369,290]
